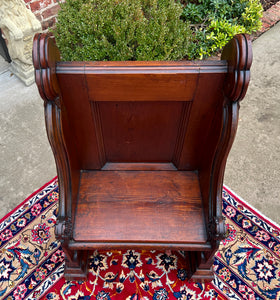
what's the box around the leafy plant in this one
[181,0,263,59]
[53,0,192,61]
[53,0,263,61]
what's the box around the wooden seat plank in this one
[74,171,207,245]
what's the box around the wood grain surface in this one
[74,171,207,245]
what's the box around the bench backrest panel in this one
[57,63,227,170]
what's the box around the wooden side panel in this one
[197,102,224,224]
[33,33,78,241]
[60,106,81,217]
[175,73,226,170]
[57,73,105,169]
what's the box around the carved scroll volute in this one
[33,33,72,243]
[221,34,252,102]
[32,33,61,103]
[207,34,252,245]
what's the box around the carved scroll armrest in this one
[206,34,252,245]
[222,34,252,102]
[32,33,61,104]
[33,34,73,227]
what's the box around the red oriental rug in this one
[0,177,280,300]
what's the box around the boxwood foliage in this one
[53,0,192,61]
[53,0,263,61]
[181,0,263,59]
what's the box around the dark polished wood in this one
[33,33,252,281]
[75,171,206,244]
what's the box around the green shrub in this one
[54,0,263,61]
[53,0,192,61]
[181,0,263,59]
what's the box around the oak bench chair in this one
[33,33,252,281]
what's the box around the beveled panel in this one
[97,101,190,162]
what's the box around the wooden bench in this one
[33,33,252,281]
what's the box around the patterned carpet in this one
[0,178,279,299]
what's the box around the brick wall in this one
[253,2,280,39]
[24,0,64,31]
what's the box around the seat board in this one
[73,170,207,245]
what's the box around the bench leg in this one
[62,245,89,281]
[186,250,216,282]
